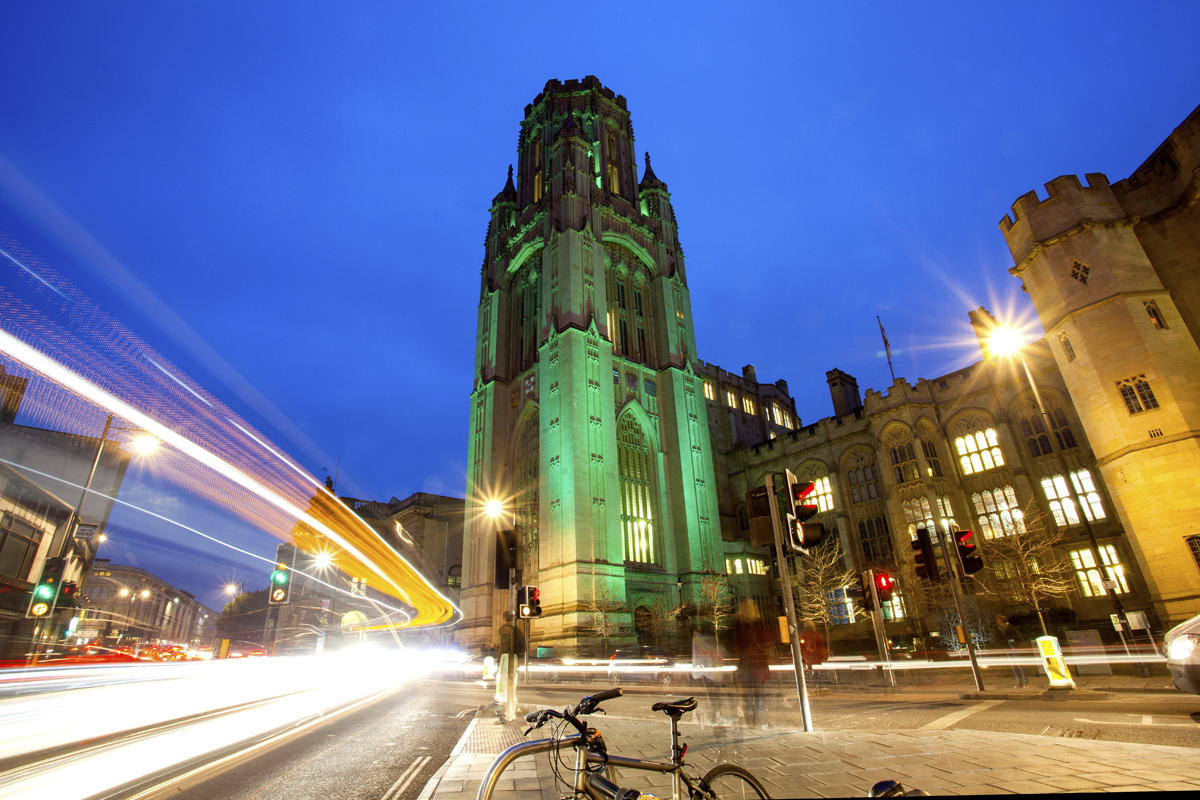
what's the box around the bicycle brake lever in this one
[523,725,534,736]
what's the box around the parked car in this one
[1165,614,1200,694]
[607,645,683,687]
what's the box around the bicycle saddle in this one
[651,696,697,716]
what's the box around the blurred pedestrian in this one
[733,599,770,728]
[800,620,829,684]
[997,615,1029,688]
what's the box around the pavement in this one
[418,672,1200,798]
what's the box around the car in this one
[1164,613,1200,695]
[607,645,683,687]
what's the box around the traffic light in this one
[744,486,774,547]
[494,529,517,590]
[911,527,940,583]
[27,558,65,619]
[874,571,895,603]
[269,543,295,605]
[519,585,542,618]
[953,529,984,575]
[783,469,824,554]
[847,572,875,613]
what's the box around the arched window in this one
[890,440,920,484]
[606,131,620,194]
[921,439,943,477]
[955,429,1004,475]
[736,503,749,532]
[847,463,880,503]
[858,517,891,562]
[618,415,656,564]
[808,476,834,512]
[515,410,539,547]
[971,485,1024,539]
[1020,409,1076,457]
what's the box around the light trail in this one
[0,327,458,626]
[0,244,70,301]
[144,354,215,407]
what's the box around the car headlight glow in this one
[1167,634,1199,662]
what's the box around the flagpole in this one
[878,316,896,382]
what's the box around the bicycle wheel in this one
[696,764,771,800]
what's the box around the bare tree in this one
[929,594,1002,651]
[974,500,1077,637]
[693,553,737,649]
[641,592,681,648]
[584,583,627,658]
[791,536,858,653]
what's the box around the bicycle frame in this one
[476,726,702,800]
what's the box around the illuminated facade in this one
[461,77,775,652]
[1000,103,1200,627]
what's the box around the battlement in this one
[1110,104,1200,218]
[525,76,627,118]
[999,173,1124,263]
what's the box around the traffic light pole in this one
[937,532,985,691]
[865,570,896,688]
[764,473,813,733]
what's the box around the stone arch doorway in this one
[634,606,654,646]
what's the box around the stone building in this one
[1000,103,1200,628]
[459,76,1167,656]
[76,560,218,647]
[342,491,464,599]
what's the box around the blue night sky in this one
[2,3,1198,605]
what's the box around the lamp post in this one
[987,326,1141,670]
[486,498,522,718]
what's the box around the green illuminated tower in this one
[460,77,722,651]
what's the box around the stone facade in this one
[1001,103,1200,627]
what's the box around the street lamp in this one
[987,325,1140,663]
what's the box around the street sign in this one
[75,524,98,540]
[1110,613,1123,631]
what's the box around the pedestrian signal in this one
[953,529,984,575]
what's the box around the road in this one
[119,678,1199,798]
[162,681,481,800]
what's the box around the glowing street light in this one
[485,499,504,518]
[986,325,1025,359]
[131,434,160,455]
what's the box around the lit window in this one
[703,382,715,401]
[734,559,744,575]
[1059,332,1077,363]
[1118,375,1159,415]
[1042,470,1105,526]
[1070,547,1129,597]
[955,429,1004,475]
[725,389,736,408]
[880,592,906,622]
[1145,301,1167,330]
[971,486,1024,539]
[742,396,755,415]
[808,476,834,513]
[618,416,656,564]
[827,587,855,625]
[903,496,954,536]
[771,403,782,426]
[921,439,943,477]
[725,558,732,574]
[890,441,919,483]
[780,410,792,428]
[532,134,543,204]
[606,131,620,193]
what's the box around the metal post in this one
[764,473,813,732]
[1017,356,1142,673]
[523,617,530,685]
[937,531,985,691]
[866,569,896,688]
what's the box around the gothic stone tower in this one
[459,77,723,651]
[1000,106,1200,626]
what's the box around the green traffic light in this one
[33,584,56,600]
[271,569,288,585]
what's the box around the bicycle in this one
[475,687,770,800]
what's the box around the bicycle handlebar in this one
[523,688,624,736]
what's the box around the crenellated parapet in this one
[999,173,1127,270]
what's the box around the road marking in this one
[454,708,473,718]
[918,700,1003,731]
[381,756,432,800]
[1074,717,1195,727]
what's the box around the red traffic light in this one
[874,571,895,601]
[953,529,984,575]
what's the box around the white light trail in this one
[144,354,214,406]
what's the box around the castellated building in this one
[1001,103,1200,628]
[459,76,1179,656]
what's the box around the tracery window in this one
[955,429,1004,475]
[847,464,880,503]
[725,388,736,409]
[514,411,540,546]
[1070,546,1128,597]
[858,516,891,562]
[1041,470,1105,527]
[921,439,943,477]
[1145,301,1167,330]
[606,131,620,194]
[971,486,1024,539]
[742,396,755,415]
[890,441,919,483]
[903,496,955,536]
[1020,408,1076,457]
[808,476,834,512]
[703,382,715,401]
[618,415,656,564]
[531,133,543,204]
[1117,375,1159,415]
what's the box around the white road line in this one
[381,756,432,800]
[1075,717,1194,727]
[918,700,1003,731]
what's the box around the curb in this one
[959,689,1115,701]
